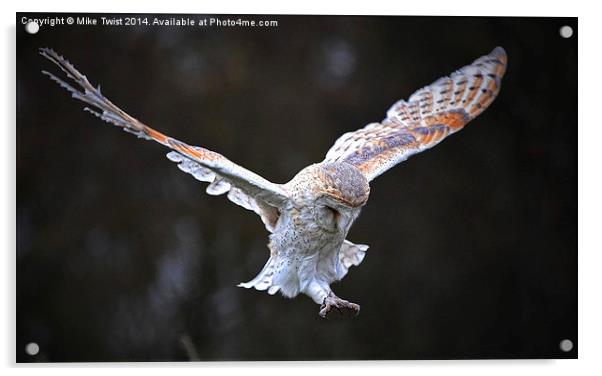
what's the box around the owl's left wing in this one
[40,48,287,231]
[324,47,507,182]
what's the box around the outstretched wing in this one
[40,48,287,231]
[324,47,507,181]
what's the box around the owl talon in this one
[319,293,360,318]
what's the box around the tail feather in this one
[238,256,280,295]
[337,240,369,279]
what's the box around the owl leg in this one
[318,291,360,318]
[305,281,360,318]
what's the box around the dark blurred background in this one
[16,14,577,361]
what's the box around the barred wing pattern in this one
[324,47,507,181]
[40,48,287,231]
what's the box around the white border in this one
[3,1,600,375]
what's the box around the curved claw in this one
[319,294,360,318]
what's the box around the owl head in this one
[312,162,370,209]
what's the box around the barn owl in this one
[40,46,506,318]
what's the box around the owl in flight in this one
[41,46,506,318]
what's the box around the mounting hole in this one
[559,25,573,39]
[25,342,39,356]
[559,339,574,352]
[25,21,40,34]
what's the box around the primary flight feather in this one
[41,46,507,318]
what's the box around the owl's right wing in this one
[41,48,287,232]
[323,47,507,182]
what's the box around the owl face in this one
[314,194,362,233]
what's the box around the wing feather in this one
[41,48,287,231]
[324,47,507,181]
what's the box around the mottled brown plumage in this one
[325,47,507,181]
